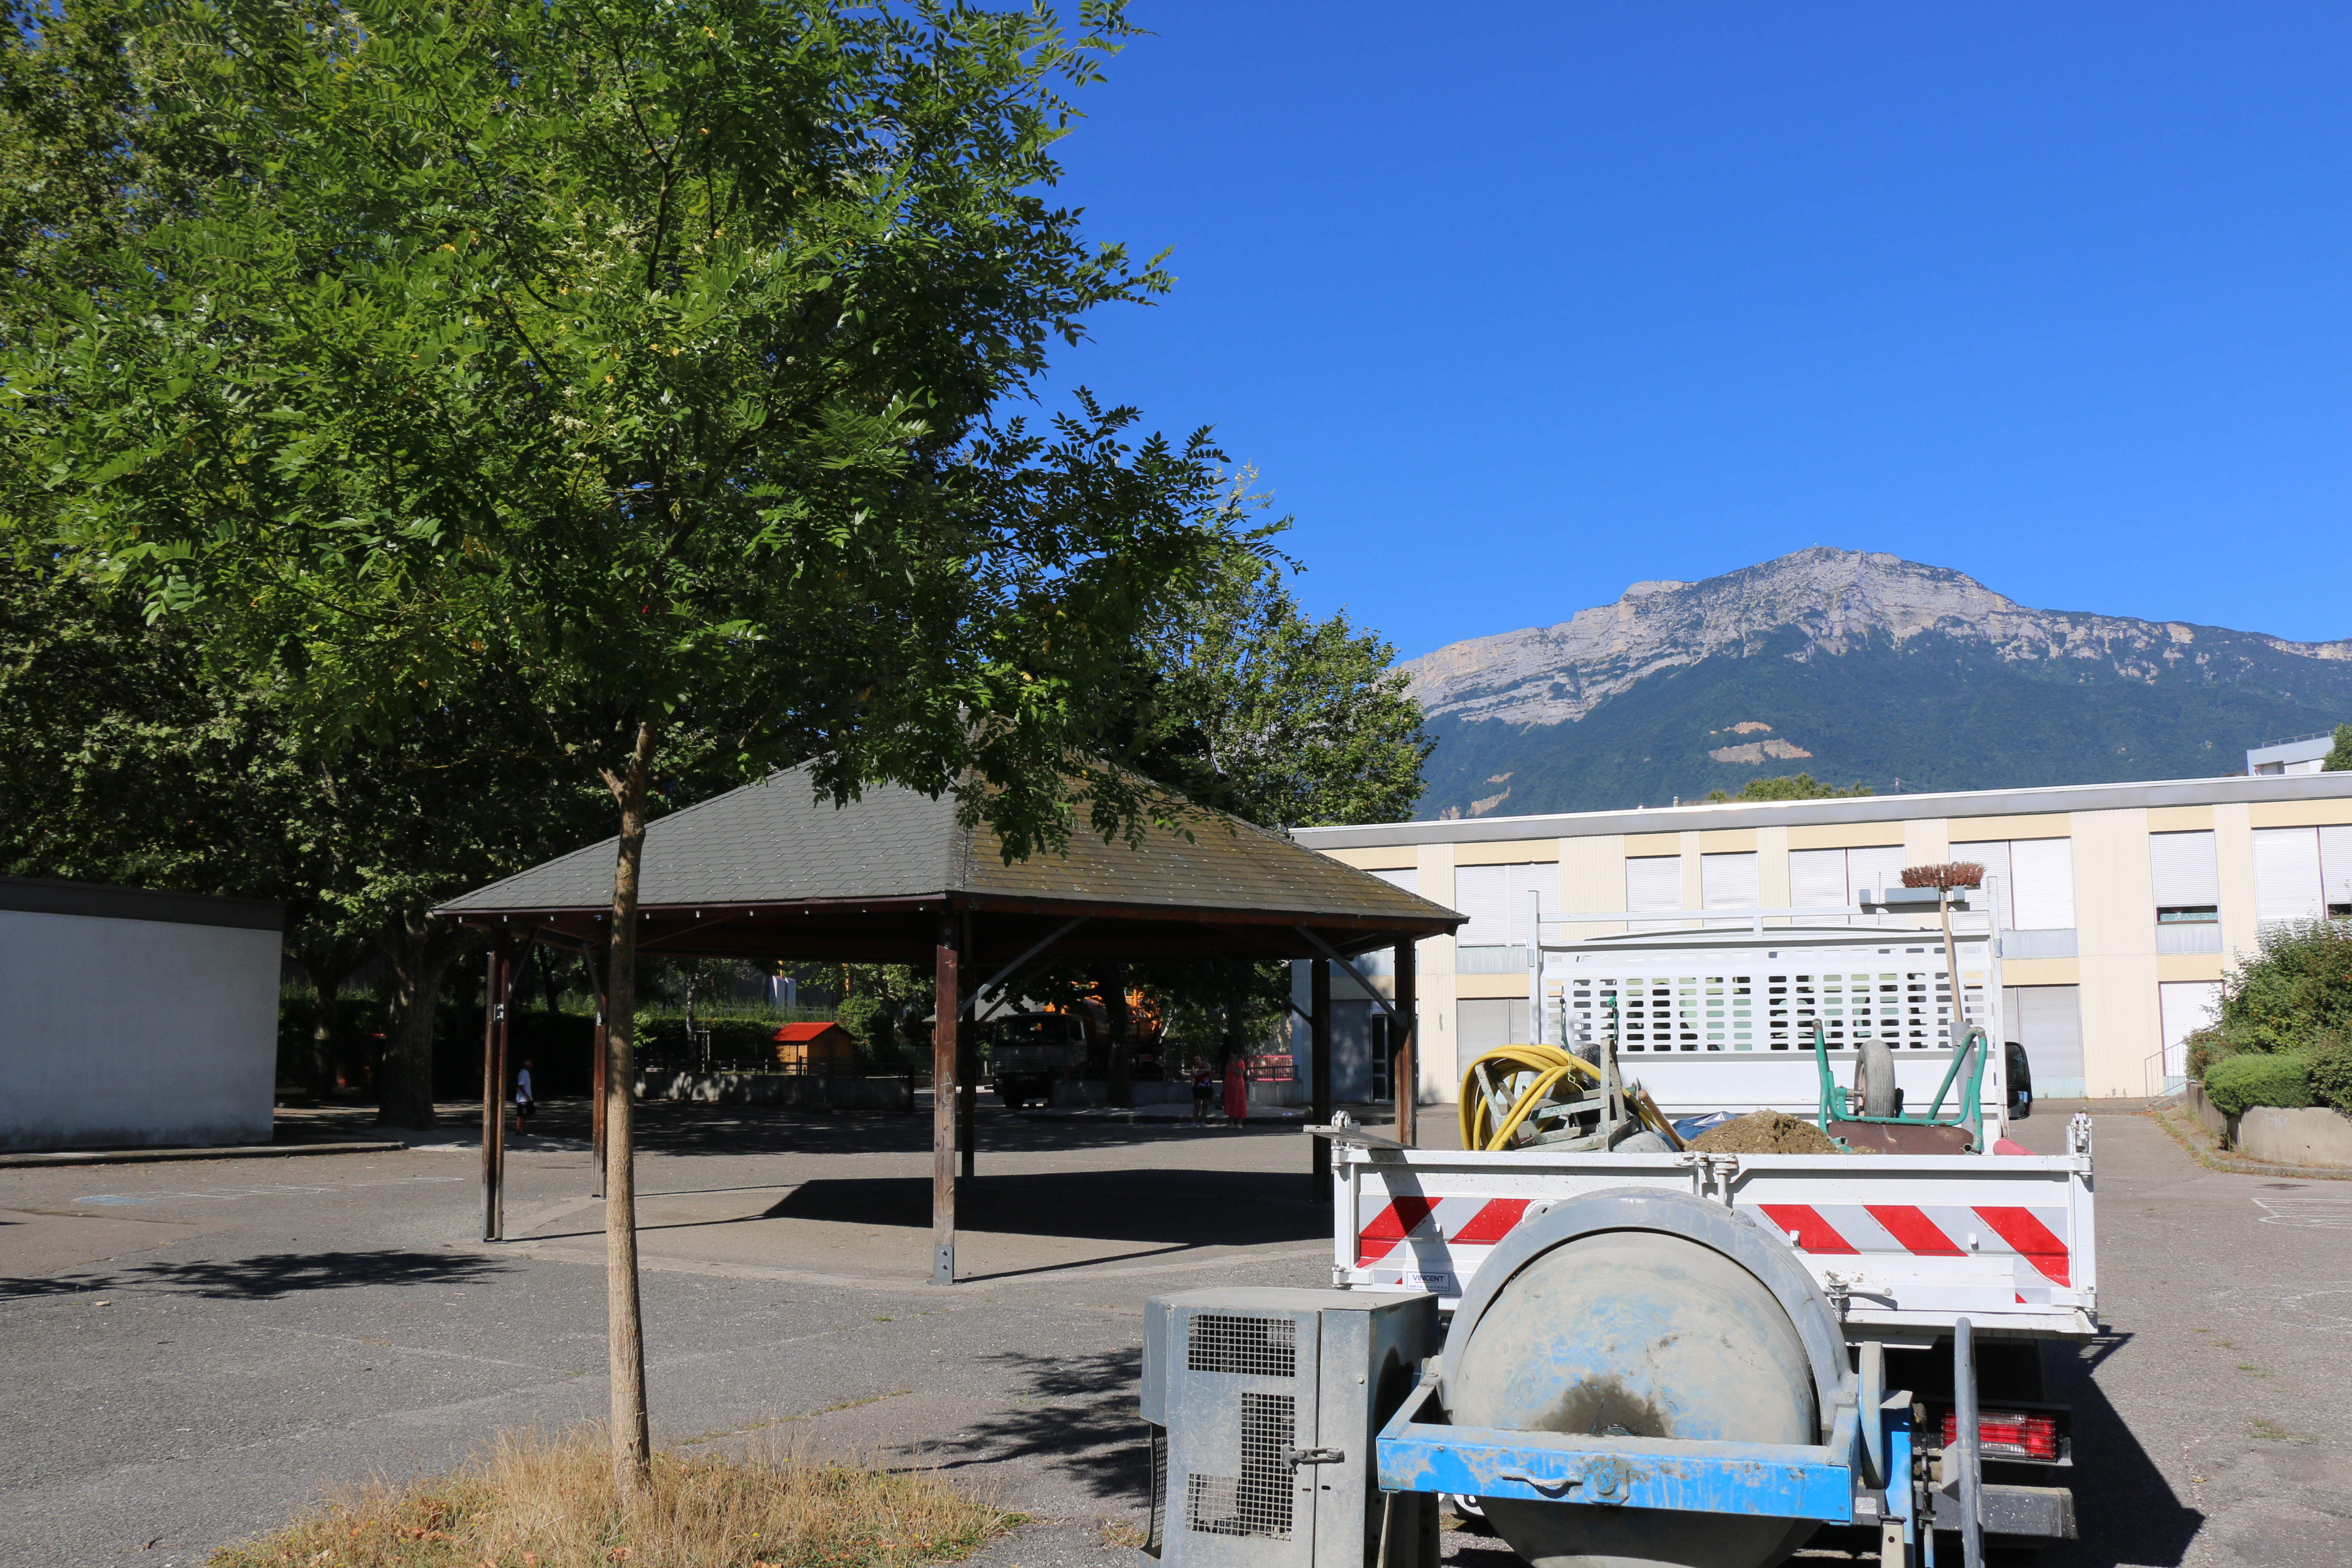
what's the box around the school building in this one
[1290,770,2352,1106]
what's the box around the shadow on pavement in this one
[920,1347,1147,1502]
[2037,1330,2203,1568]
[4,1248,512,1302]
[307,1099,1324,1161]
[769,1169,1327,1247]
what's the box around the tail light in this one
[1939,1408,2060,1461]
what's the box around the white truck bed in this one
[1330,1121,2097,1341]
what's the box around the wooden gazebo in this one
[436,762,1463,1282]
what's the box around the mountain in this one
[1405,548,2352,819]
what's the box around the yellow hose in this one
[1457,1043,1680,1152]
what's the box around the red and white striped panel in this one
[1354,1194,1530,1292]
[1352,1193,2074,1305]
[1757,1202,2073,1291]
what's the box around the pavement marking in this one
[2253,1198,2352,1228]
[67,1176,468,1205]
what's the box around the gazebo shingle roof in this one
[437,761,1459,961]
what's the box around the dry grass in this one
[208,1426,1021,1568]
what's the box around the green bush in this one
[2202,1051,2314,1118]
[2217,920,2352,1053]
[2306,1030,2352,1113]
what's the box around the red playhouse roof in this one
[772,1021,851,1043]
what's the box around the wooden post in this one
[479,934,507,1243]
[932,909,960,1285]
[1393,937,1417,1148]
[490,941,512,1240]
[958,912,977,1179]
[1311,958,1332,1199]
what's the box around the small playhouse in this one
[772,1020,858,1075]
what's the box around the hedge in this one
[2201,1051,2314,1118]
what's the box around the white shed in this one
[0,878,284,1152]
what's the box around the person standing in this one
[1222,1054,1248,1125]
[512,1058,536,1133]
[1190,1058,1213,1125]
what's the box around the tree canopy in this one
[1705,773,1875,803]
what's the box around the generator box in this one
[1139,1287,1439,1568]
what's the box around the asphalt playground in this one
[2,1098,2347,1568]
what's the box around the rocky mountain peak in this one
[1404,547,2348,730]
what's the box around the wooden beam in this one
[932,910,960,1286]
[1311,958,1332,1199]
[1394,937,1418,1148]
[479,934,504,1242]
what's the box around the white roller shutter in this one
[1453,864,1506,946]
[1789,849,1850,914]
[2002,984,2086,1084]
[2149,831,2220,907]
[1369,867,1417,896]
[2253,828,2323,921]
[1951,841,2015,928]
[2011,839,2076,931]
[1504,862,1559,946]
[1847,845,1909,905]
[1625,856,1682,912]
[1700,852,1760,909]
[2322,826,2352,909]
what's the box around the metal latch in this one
[1285,1448,1345,1467]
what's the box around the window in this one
[1786,845,1906,920]
[1625,856,1682,929]
[1453,863,1556,947]
[1367,867,1416,896]
[2253,827,2352,921]
[1950,838,2076,930]
[2150,831,2221,953]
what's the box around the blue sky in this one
[1033,2,2352,659]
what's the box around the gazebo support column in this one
[480,934,510,1241]
[1310,958,1332,1198]
[1393,937,1417,1148]
[932,911,961,1285]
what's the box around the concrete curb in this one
[2147,1104,2352,1182]
[0,1139,409,1168]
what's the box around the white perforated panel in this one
[1553,938,1990,1052]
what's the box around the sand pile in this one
[1687,1109,1841,1155]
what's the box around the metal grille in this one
[1184,1392,1296,1539]
[1187,1312,1297,1378]
[1558,943,1987,1053]
[1145,1424,1167,1556]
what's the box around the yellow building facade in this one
[1292,771,2352,1104]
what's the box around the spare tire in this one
[1854,1038,1900,1118]
[1448,1225,1823,1568]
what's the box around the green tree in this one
[1132,552,1433,831]
[4,0,1256,1482]
[1705,773,1875,803]
[0,560,612,1118]
[2324,723,2352,772]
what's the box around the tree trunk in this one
[378,916,460,1130]
[1105,966,1133,1108]
[600,720,659,1491]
